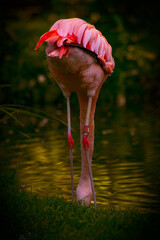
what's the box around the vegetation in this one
[0,1,160,239]
[0,0,160,109]
[0,170,159,240]
[1,0,159,137]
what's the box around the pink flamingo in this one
[35,18,114,209]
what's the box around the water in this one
[1,106,160,212]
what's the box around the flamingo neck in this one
[78,87,102,180]
[78,95,95,178]
[76,87,102,205]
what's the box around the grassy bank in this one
[0,171,159,240]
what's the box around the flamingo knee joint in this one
[83,125,90,150]
[67,133,74,149]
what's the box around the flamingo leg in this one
[83,96,97,209]
[66,96,74,202]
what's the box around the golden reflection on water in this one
[93,160,156,209]
[10,133,74,198]
[3,109,160,212]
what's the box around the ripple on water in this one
[1,110,160,212]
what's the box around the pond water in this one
[1,105,160,212]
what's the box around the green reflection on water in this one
[1,107,160,212]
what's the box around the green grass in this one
[0,170,159,240]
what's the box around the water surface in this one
[1,106,160,212]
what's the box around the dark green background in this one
[0,0,159,110]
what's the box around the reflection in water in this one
[2,108,160,212]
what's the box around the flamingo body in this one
[35,18,114,207]
[46,45,106,97]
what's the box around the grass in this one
[0,170,159,240]
[0,2,160,239]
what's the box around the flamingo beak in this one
[34,30,57,50]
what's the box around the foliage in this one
[0,171,159,240]
[0,0,160,109]
[0,99,67,139]
[0,3,160,239]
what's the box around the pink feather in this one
[35,18,115,74]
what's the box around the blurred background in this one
[0,0,160,109]
[0,0,160,211]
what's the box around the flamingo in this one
[35,18,114,209]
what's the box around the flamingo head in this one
[76,177,92,206]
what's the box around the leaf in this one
[1,104,68,128]
[0,107,24,127]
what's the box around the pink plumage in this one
[35,18,114,74]
[35,18,115,208]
